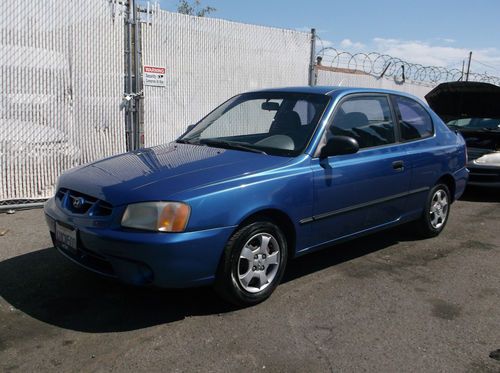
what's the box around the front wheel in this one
[214,220,288,307]
[416,183,451,238]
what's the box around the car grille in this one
[56,188,113,216]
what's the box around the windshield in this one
[447,118,500,131]
[178,92,330,156]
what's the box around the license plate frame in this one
[55,222,78,254]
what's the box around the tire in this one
[417,183,451,238]
[214,220,288,307]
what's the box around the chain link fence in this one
[1,1,311,207]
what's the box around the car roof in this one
[250,86,424,102]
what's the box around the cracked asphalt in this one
[0,187,499,372]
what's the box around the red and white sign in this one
[143,65,166,87]
[144,66,165,74]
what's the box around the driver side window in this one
[331,96,396,149]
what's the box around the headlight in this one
[121,202,191,232]
[473,152,500,167]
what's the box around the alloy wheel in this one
[237,233,281,293]
[429,189,449,229]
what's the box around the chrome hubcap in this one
[429,189,449,229]
[237,233,281,293]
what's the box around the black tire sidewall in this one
[216,221,288,306]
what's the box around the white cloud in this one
[438,38,456,44]
[340,38,365,50]
[317,38,334,50]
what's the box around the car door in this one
[308,94,412,246]
[391,94,441,211]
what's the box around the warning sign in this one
[143,65,166,87]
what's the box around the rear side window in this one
[331,96,396,149]
[393,96,433,141]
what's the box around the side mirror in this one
[320,136,359,158]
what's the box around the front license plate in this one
[55,222,77,254]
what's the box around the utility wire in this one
[471,58,500,74]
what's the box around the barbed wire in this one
[316,47,500,86]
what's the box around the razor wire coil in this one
[317,47,500,86]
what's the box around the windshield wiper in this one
[199,139,267,155]
[176,138,197,144]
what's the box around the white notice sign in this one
[143,65,166,87]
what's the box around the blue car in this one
[44,86,468,306]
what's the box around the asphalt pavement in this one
[0,187,499,372]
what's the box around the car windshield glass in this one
[446,118,500,131]
[178,92,330,156]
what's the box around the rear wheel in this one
[417,183,451,237]
[214,220,288,307]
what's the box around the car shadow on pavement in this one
[283,224,418,283]
[0,247,235,333]
[460,186,500,203]
[0,226,419,333]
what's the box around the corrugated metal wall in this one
[316,68,433,102]
[141,10,311,147]
[0,0,125,203]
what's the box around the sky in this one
[158,0,500,77]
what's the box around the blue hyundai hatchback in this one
[44,87,468,306]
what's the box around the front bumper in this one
[44,198,235,288]
[467,162,500,187]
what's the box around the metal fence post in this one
[124,0,134,151]
[308,28,317,86]
[124,0,143,151]
[133,0,144,149]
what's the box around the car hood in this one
[425,82,500,121]
[58,143,293,206]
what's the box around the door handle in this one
[392,160,405,171]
